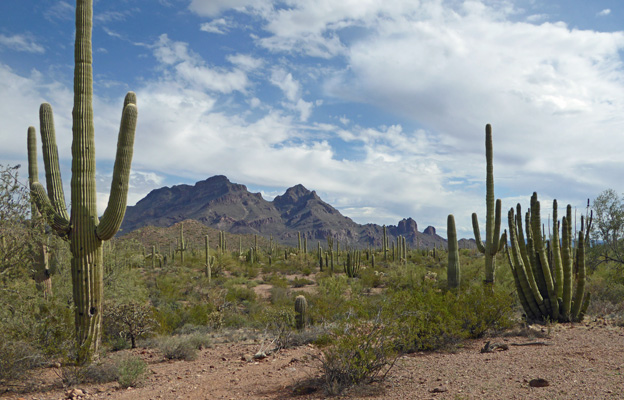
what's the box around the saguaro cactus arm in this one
[96,93,138,240]
[39,103,70,222]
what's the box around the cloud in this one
[44,1,73,22]
[597,9,611,17]
[200,18,230,34]
[270,68,301,102]
[226,53,264,71]
[153,34,250,94]
[0,34,45,53]
[188,0,271,17]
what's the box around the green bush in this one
[320,317,398,395]
[116,355,148,388]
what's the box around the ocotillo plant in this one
[447,215,460,289]
[506,193,590,322]
[472,124,505,285]
[27,0,138,364]
[294,295,308,330]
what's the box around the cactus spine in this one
[294,295,308,330]
[506,193,590,322]
[27,0,138,364]
[472,124,505,285]
[447,215,460,289]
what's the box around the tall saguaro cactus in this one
[28,0,138,363]
[472,124,505,285]
[447,214,460,289]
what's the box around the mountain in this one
[119,175,451,248]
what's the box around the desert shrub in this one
[319,316,398,395]
[385,281,516,352]
[453,284,515,338]
[0,279,75,364]
[291,277,314,287]
[386,287,461,352]
[586,262,624,318]
[116,355,148,388]
[103,301,156,349]
[259,305,296,350]
[308,275,350,324]
[60,362,118,386]
[265,273,289,288]
[359,267,384,290]
[157,336,199,361]
[269,286,290,306]
[225,285,257,304]
[0,341,45,381]
[153,302,186,334]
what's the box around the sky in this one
[1,0,623,240]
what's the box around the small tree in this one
[104,301,156,349]
[591,189,624,266]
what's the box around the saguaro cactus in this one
[28,0,138,363]
[447,214,460,289]
[472,124,505,285]
[294,295,308,330]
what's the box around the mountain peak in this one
[273,184,318,206]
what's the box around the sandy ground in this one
[2,320,623,400]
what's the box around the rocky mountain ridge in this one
[120,175,474,249]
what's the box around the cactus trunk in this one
[472,124,504,286]
[447,215,460,289]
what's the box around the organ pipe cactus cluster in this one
[472,124,505,285]
[27,0,138,363]
[344,249,361,278]
[447,214,460,289]
[506,193,591,322]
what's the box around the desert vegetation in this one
[3,155,624,396]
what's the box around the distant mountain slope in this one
[120,175,459,249]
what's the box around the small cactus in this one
[294,295,308,330]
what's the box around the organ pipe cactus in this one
[447,214,460,289]
[344,249,361,278]
[27,0,137,363]
[294,295,308,330]
[506,193,590,322]
[472,124,505,285]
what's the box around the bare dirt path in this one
[2,320,623,400]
